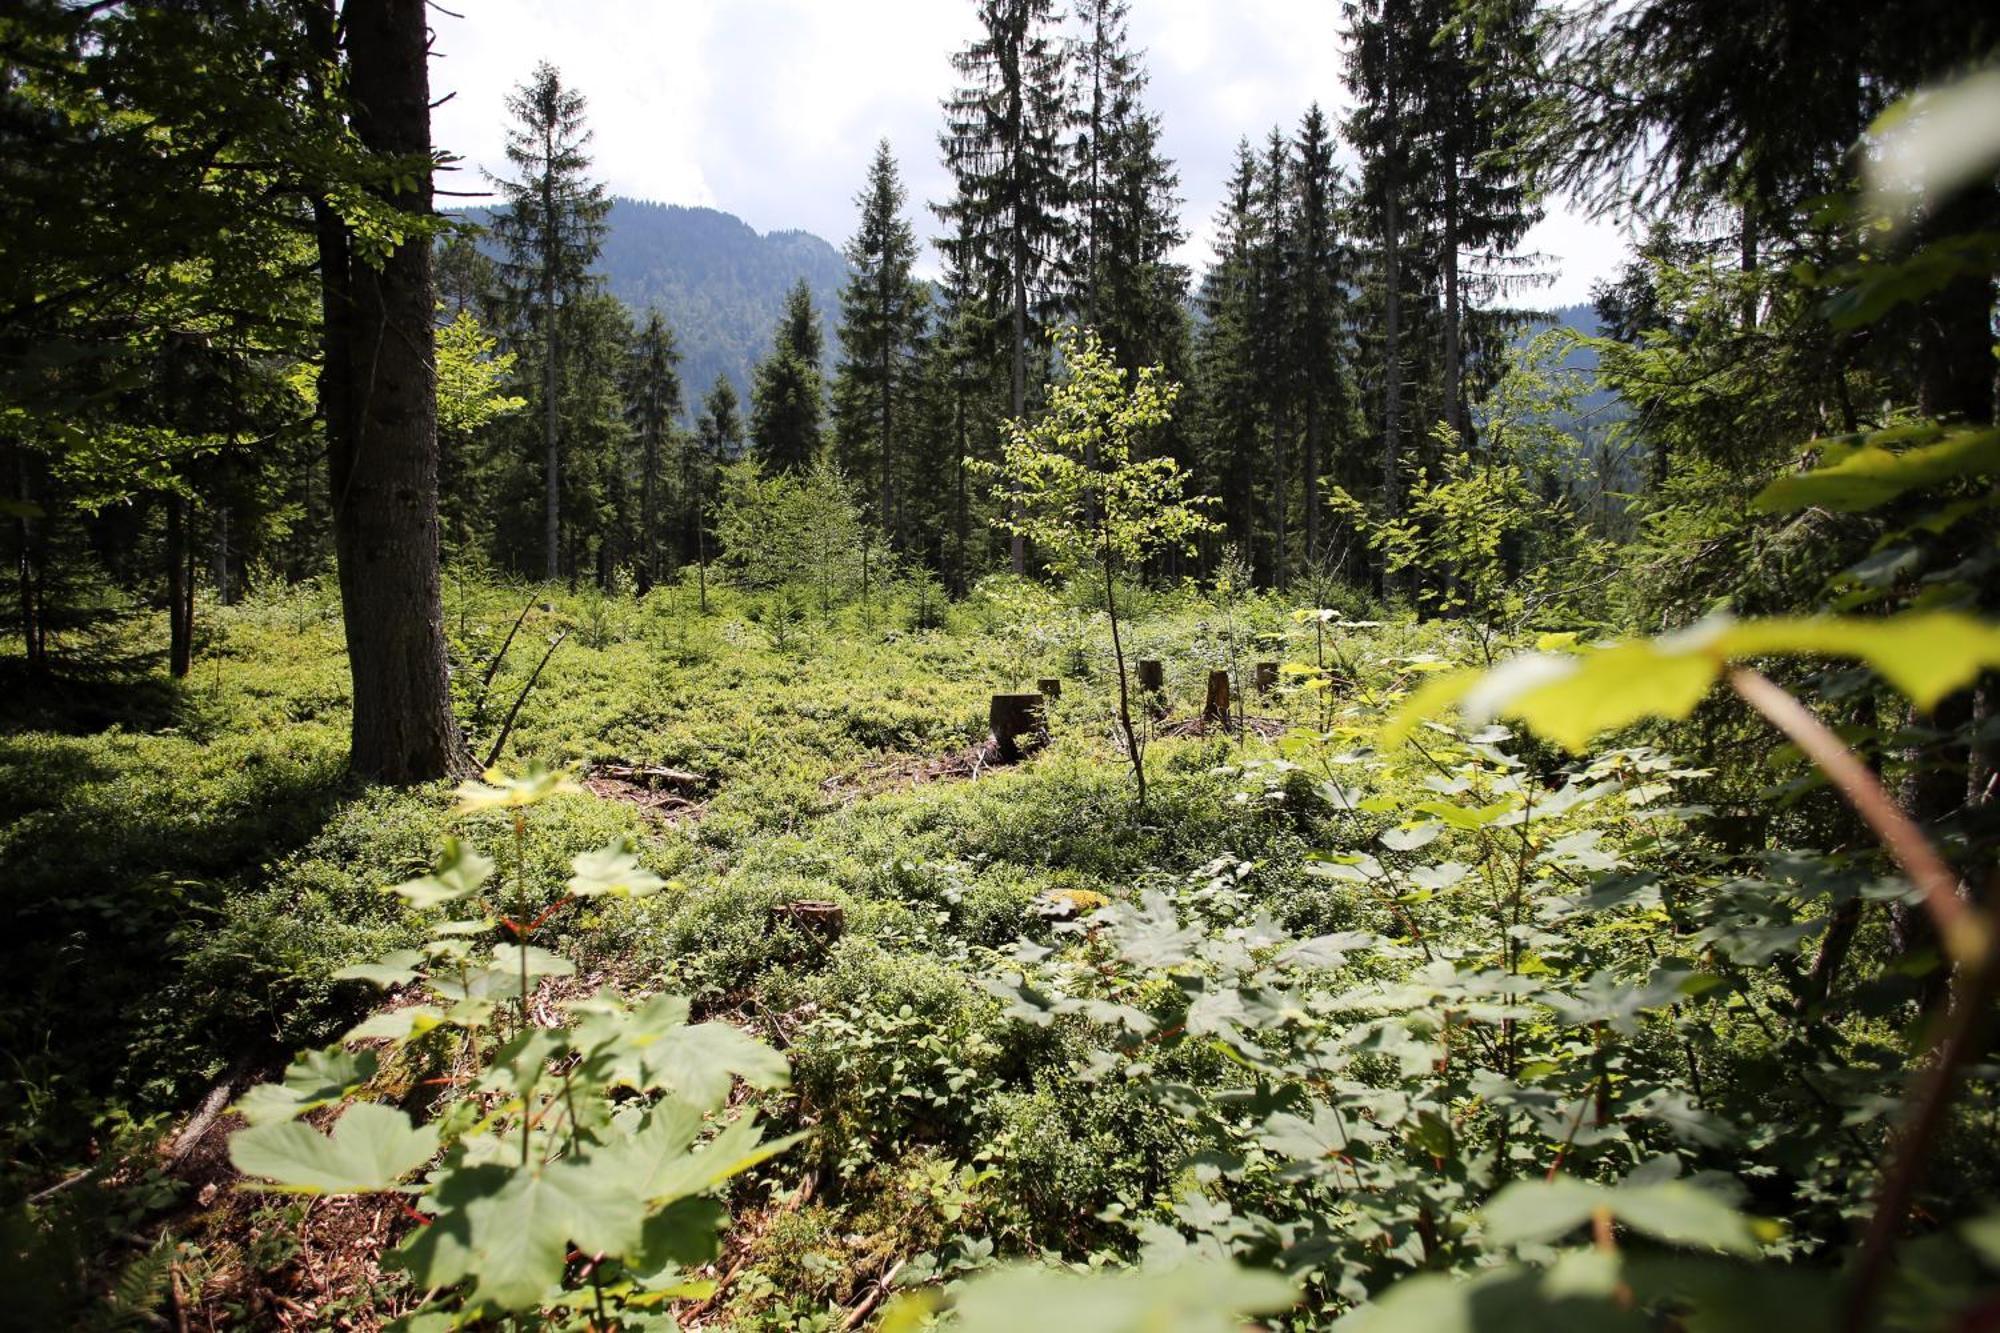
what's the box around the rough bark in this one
[1254,661,1278,695]
[321,0,465,783]
[989,692,1045,763]
[1202,670,1231,726]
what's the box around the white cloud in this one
[429,0,1630,307]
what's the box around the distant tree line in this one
[2,0,1991,782]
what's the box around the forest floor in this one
[1,574,1380,1328]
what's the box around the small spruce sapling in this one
[984,329,1216,806]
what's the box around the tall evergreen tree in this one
[622,310,682,592]
[314,0,464,781]
[1067,0,1140,332]
[1193,143,1265,572]
[1343,0,1428,541]
[1253,127,1296,585]
[489,61,609,580]
[750,281,825,474]
[1422,0,1543,440]
[1289,103,1353,569]
[833,142,928,546]
[688,373,744,607]
[938,0,1071,574]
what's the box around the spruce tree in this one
[488,61,610,580]
[1253,127,1296,586]
[623,310,683,592]
[938,0,1071,574]
[750,281,825,474]
[1343,0,1426,540]
[689,374,745,607]
[833,141,928,545]
[1193,143,1265,572]
[1289,103,1354,569]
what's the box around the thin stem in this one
[1726,669,1999,1333]
[1728,669,1984,964]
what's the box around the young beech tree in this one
[989,329,1215,806]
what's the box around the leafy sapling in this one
[226,762,800,1326]
[984,328,1217,806]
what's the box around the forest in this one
[1,0,1998,1328]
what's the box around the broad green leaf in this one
[342,1006,447,1043]
[397,1155,646,1311]
[567,838,668,899]
[1382,612,2000,753]
[631,1021,791,1108]
[604,1107,806,1205]
[1752,427,2000,514]
[332,948,424,988]
[1481,1176,1602,1246]
[947,1259,1293,1333]
[1608,1182,1758,1254]
[229,1102,436,1194]
[1380,822,1443,851]
[1334,1256,1647,1333]
[1379,669,1477,747]
[454,760,580,813]
[1483,1179,1756,1254]
[489,942,575,980]
[234,1047,378,1126]
[388,838,494,910]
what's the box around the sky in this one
[430,0,1633,308]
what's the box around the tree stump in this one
[1203,670,1232,726]
[1137,659,1166,718]
[990,692,1045,763]
[1254,661,1278,695]
[1037,676,1062,700]
[766,900,845,943]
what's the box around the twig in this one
[1728,669,2000,1333]
[1728,669,1985,965]
[483,629,567,769]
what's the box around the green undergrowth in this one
[0,572,1367,1322]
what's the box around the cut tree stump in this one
[767,900,845,942]
[1203,670,1232,725]
[1038,676,1062,700]
[1137,659,1166,718]
[989,692,1046,763]
[1254,661,1278,694]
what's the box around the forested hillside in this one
[466,199,849,410]
[3,1,1999,1330]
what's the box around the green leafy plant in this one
[225,762,801,1326]
[982,328,1217,806]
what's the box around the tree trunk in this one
[319,0,465,783]
[1255,661,1278,695]
[166,492,192,678]
[1202,670,1231,726]
[989,692,1045,763]
[1137,657,1166,719]
[1037,676,1061,700]
[15,444,46,678]
[1009,264,1027,575]
[1105,553,1145,807]
[541,120,561,581]
[1381,164,1405,600]
[1443,153,1463,444]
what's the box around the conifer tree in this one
[1289,103,1353,568]
[1253,127,1296,585]
[750,281,825,474]
[489,61,610,580]
[689,374,744,607]
[938,0,1071,574]
[833,141,928,545]
[1343,0,1426,539]
[623,310,683,592]
[1194,143,1265,567]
